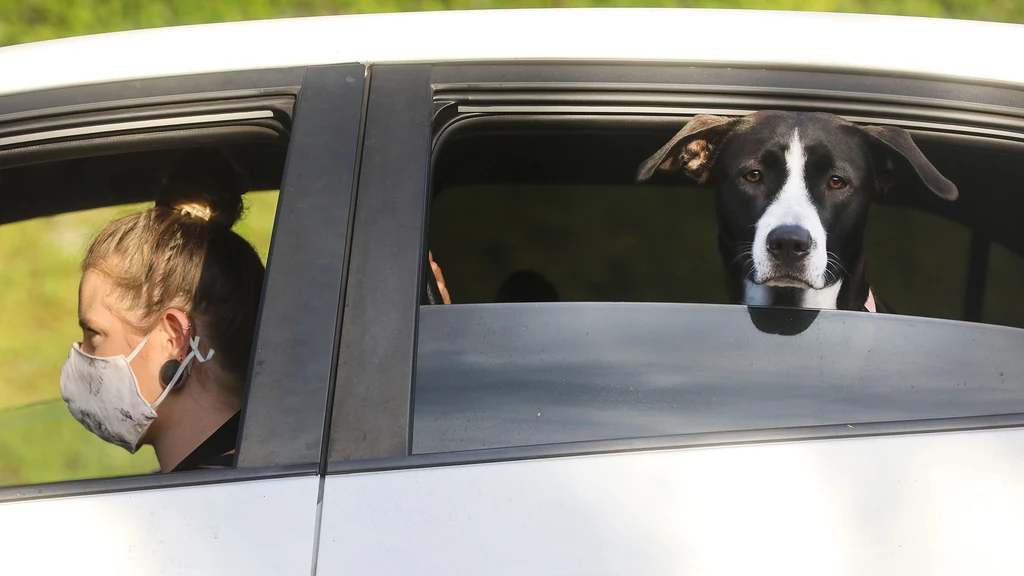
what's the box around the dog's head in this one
[637,111,957,293]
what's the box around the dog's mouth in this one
[756,274,822,290]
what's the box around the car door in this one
[0,63,364,575]
[315,63,1024,575]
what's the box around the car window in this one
[984,241,1024,329]
[0,177,278,488]
[415,112,1024,454]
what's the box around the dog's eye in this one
[744,170,762,183]
[828,176,848,190]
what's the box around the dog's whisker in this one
[824,268,837,285]
[826,256,850,279]
[730,250,753,265]
[826,252,850,276]
[743,260,756,280]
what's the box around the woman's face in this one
[78,270,165,405]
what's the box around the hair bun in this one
[156,148,245,229]
[176,202,214,221]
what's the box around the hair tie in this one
[177,203,213,221]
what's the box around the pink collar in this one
[864,288,877,313]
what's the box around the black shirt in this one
[172,411,240,472]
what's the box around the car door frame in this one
[313,59,1024,576]
[324,60,1024,470]
[0,63,365,501]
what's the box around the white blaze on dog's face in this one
[751,129,829,290]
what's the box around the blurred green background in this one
[1,1,1023,487]
[0,0,1022,47]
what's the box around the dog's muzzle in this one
[753,224,825,289]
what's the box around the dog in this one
[637,111,958,312]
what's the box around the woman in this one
[59,149,264,472]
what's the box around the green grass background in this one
[1,0,1023,487]
[0,0,1023,47]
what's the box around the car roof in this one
[0,8,1022,97]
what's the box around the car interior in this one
[0,97,291,225]
[427,112,1024,330]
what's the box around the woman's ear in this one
[156,308,191,361]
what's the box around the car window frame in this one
[328,64,433,463]
[0,63,365,502]
[325,62,1024,476]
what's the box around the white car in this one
[1,8,1023,575]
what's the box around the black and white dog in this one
[637,111,958,312]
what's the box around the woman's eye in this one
[828,175,848,190]
[744,170,762,183]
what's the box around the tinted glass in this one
[414,303,1024,453]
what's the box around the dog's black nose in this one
[767,226,812,263]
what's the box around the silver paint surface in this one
[318,428,1024,575]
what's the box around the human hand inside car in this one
[429,251,451,305]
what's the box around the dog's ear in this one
[636,115,740,184]
[860,125,958,201]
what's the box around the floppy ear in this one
[636,115,740,184]
[860,125,958,201]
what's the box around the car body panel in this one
[1,9,1024,97]
[1,475,319,575]
[0,61,361,576]
[316,58,1024,574]
[317,428,1024,575]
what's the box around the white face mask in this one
[59,333,214,453]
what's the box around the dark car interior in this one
[0,97,292,225]
[428,113,1024,329]
[1,143,287,226]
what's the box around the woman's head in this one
[78,149,265,407]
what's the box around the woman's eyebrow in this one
[78,317,98,333]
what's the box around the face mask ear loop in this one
[124,333,152,363]
[151,336,215,409]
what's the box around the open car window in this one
[0,105,287,487]
[0,192,278,486]
[415,104,1024,455]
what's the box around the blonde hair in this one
[83,149,265,400]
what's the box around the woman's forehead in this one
[79,270,118,326]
